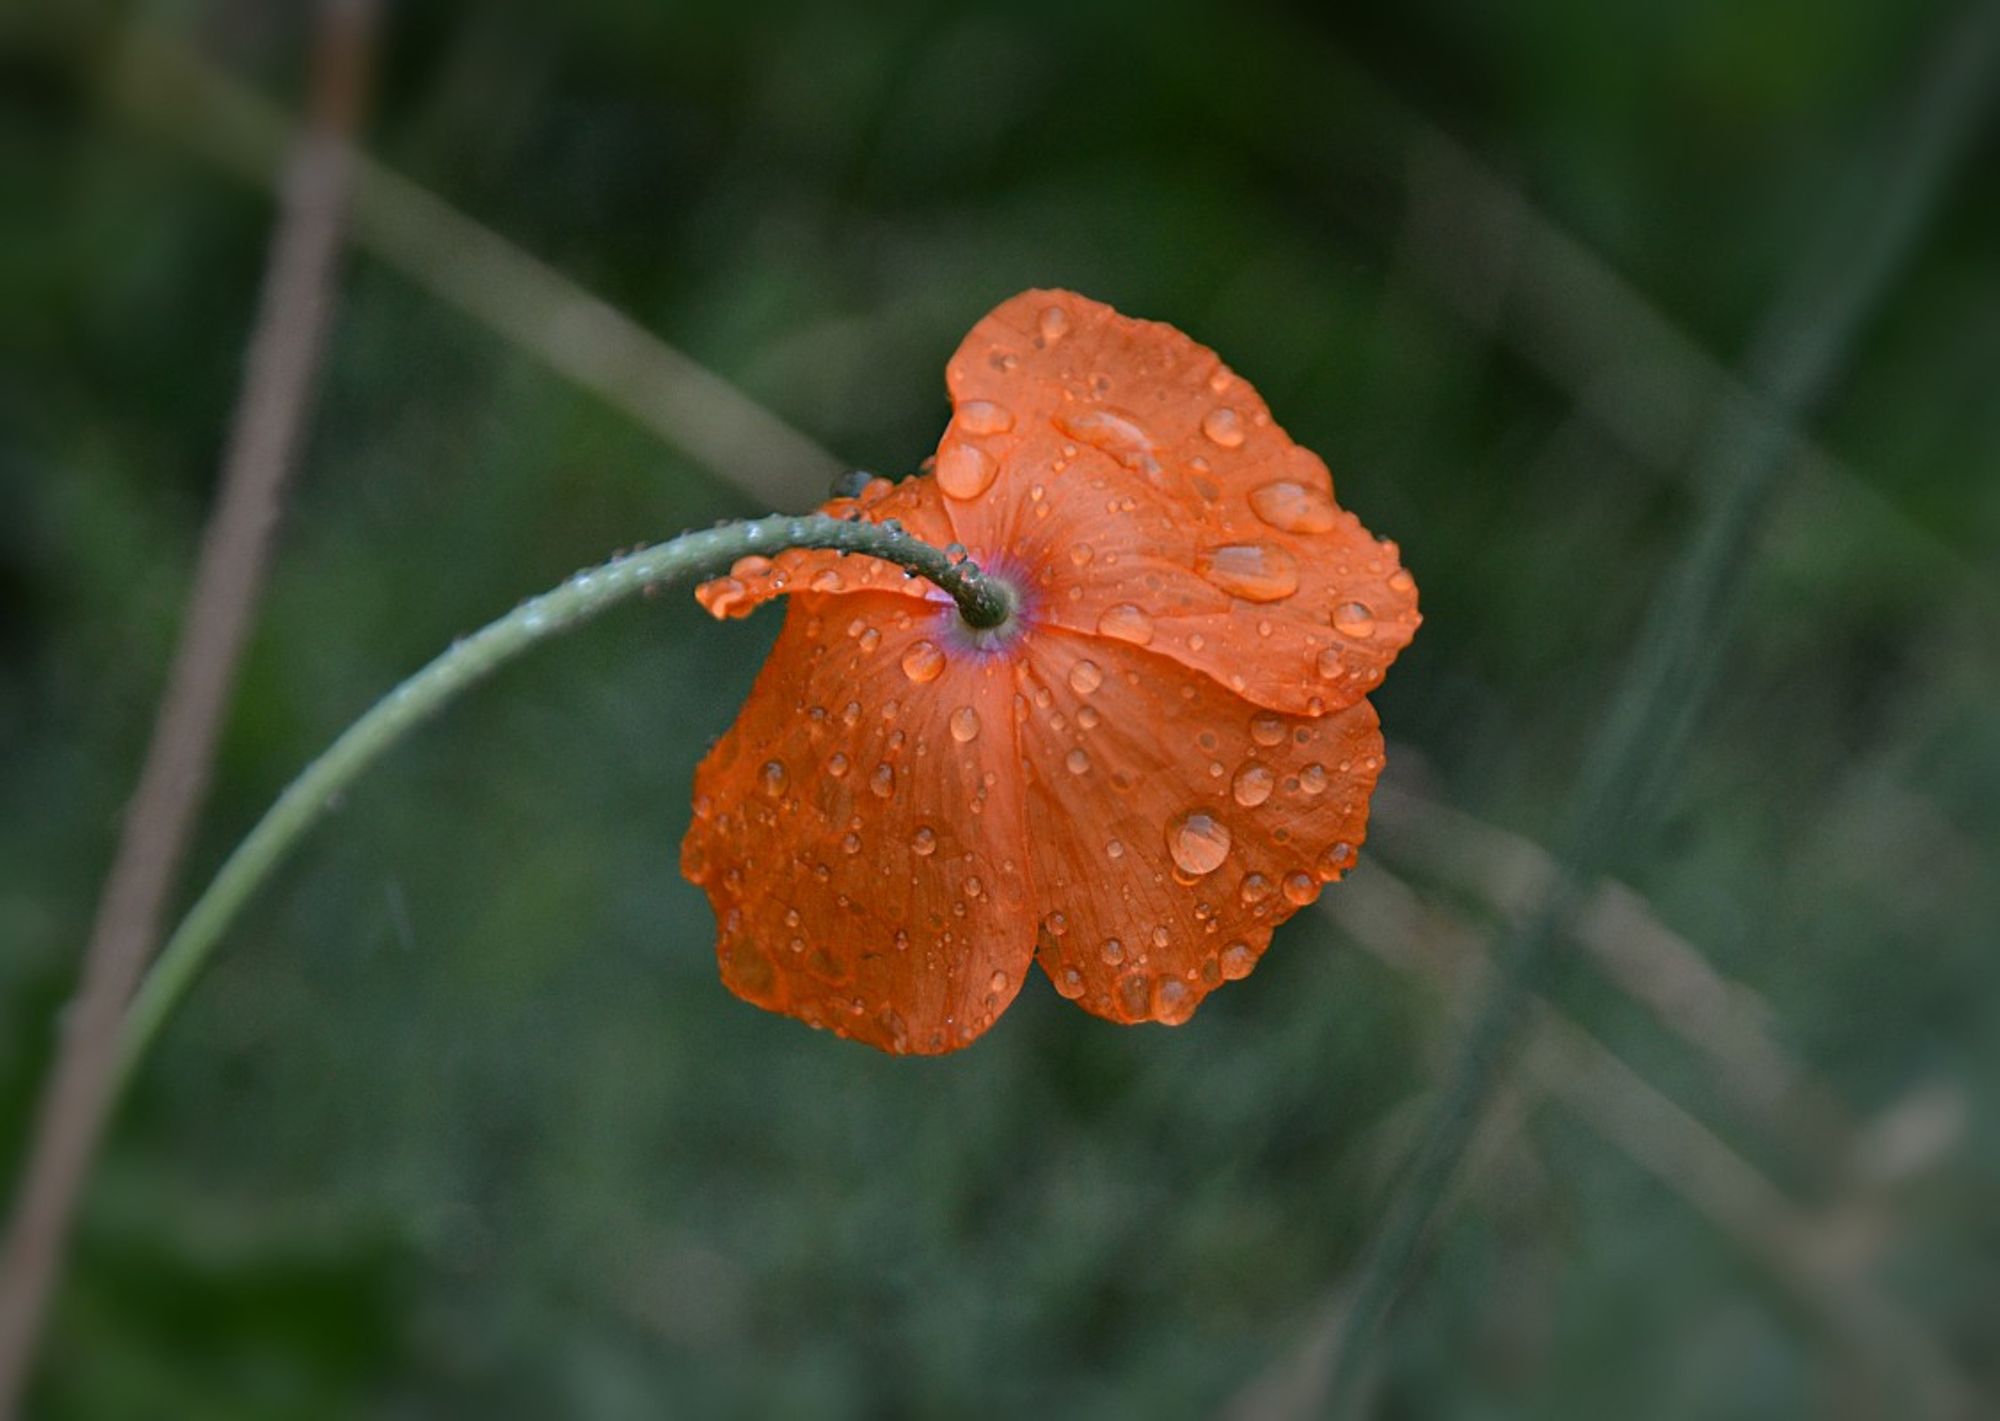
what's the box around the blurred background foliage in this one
[3,0,1999,1416]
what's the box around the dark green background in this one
[3,1,1997,1416]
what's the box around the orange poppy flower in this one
[682,290,1419,1054]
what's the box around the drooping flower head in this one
[683,290,1419,1053]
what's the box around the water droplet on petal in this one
[957,399,1015,435]
[1038,304,1070,344]
[1239,872,1274,905]
[1317,841,1356,880]
[1201,406,1246,448]
[936,442,998,500]
[1388,568,1416,594]
[1232,762,1274,807]
[841,832,863,855]
[1195,543,1300,602]
[950,706,981,743]
[1054,966,1086,999]
[810,568,844,592]
[1065,748,1091,775]
[1166,810,1232,876]
[1055,408,1157,474]
[758,760,788,798]
[1315,647,1346,679]
[1069,543,1094,567]
[989,969,1010,994]
[1282,871,1319,906]
[870,762,896,798]
[1249,713,1286,747]
[901,639,945,682]
[1298,763,1328,796]
[1096,603,1155,645]
[1118,973,1151,1017]
[1333,602,1377,638]
[1068,659,1103,694]
[911,825,937,856]
[1220,941,1257,980]
[1248,480,1338,533]
[1100,937,1126,965]
[1155,978,1190,1022]
[826,752,850,779]
[1043,910,1068,937]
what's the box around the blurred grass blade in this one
[1321,5,2000,1413]
[103,27,844,511]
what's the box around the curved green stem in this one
[115,509,1011,1095]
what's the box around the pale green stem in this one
[114,509,1013,1097]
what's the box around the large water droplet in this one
[1067,660,1103,695]
[1065,748,1091,775]
[1117,974,1151,1017]
[1096,603,1155,645]
[956,399,1015,435]
[1220,941,1257,980]
[1166,809,1232,876]
[841,832,863,855]
[758,760,788,798]
[1249,712,1286,747]
[1298,763,1328,797]
[911,825,937,856]
[1281,871,1318,906]
[1333,601,1376,638]
[1053,966,1086,999]
[936,442,998,500]
[1201,406,1246,448]
[826,752,850,779]
[1055,407,1162,478]
[1195,543,1300,603]
[1248,480,1338,533]
[1100,937,1126,966]
[950,705,982,743]
[1038,304,1070,344]
[1239,872,1274,905]
[988,969,1010,994]
[900,639,945,682]
[1232,762,1274,807]
[870,762,896,798]
[1317,840,1356,880]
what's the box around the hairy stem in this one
[116,510,1010,1092]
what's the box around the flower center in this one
[953,570,1023,648]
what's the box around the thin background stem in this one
[0,2,381,1409]
[1321,4,2000,1413]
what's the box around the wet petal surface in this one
[935,290,1420,714]
[683,591,1033,1053]
[1013,628,1383,1025]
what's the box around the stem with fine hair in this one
[115,510,1012,1094]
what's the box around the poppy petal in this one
[1014,627,1383,1024]
[935,289,1419,715]
[694,474,961,621]
[683,591,1035,1053]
